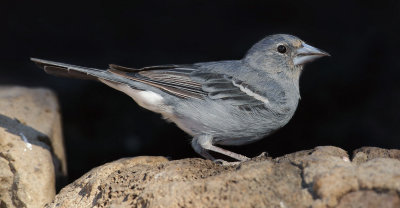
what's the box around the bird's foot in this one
[256,151,268,158]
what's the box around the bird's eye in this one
[277,45,287,53]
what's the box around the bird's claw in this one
[256,152,268,158]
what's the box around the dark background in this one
[2,1,399,184]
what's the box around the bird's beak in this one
[293,42,330,66]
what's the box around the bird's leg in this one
[191,136,216,161]
[192,135,250,162]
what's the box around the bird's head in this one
[244,34,329,79]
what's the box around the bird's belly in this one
[213,136,265,146]
[167,116,198,136]
[173,99,294,141]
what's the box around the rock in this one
[275,146,355,207]
[357,158,400,192]
[45,146,400,208]
[352,147,400,165]
[47,156,169,208]
[47,156,313,208]
[336,190,400,208]
[0,86,66,208]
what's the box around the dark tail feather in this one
[31,58,108,80]
[31,58,134,86]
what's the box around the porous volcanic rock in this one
[46,146,400,208]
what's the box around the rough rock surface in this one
[0,86,66,208]
[47,146,400,208]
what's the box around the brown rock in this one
[352,147,400,164]
[336,190,400,208]
[0,86,66,208]
[48,156,313,208]
[357,158,400,192]
[275,146,349,165]
[47,146,400,208]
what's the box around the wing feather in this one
[108,69,206,99]
[108,64,268,108]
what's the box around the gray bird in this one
[31,34,329,162]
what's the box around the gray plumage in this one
[31,34,329,162]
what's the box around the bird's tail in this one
[31,58,127,84]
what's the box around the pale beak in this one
[293,42,330,66]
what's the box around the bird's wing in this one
[109,64,266,107]
[109,64,207,99]
[191,70,267,107]
[31,58,268,107]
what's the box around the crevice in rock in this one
[289,161,318,200]
[335,188,400,206]
[364,187,399,195]
[91,186,103,207]
[335,189,360,205]
[0,153,27,208]
[0,200,8,208]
